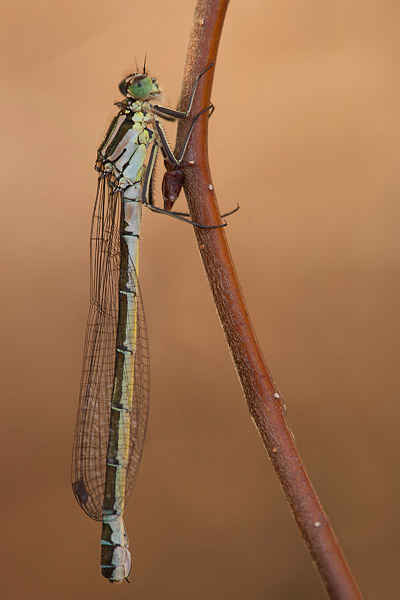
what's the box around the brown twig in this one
[171,1,364,599]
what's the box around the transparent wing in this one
[72,177,150,521]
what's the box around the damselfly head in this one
[119,73,160,100]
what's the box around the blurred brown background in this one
[1,1,398,598]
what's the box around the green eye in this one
[128,75,153,99]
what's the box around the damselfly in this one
[71,61,215,583]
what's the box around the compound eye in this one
[118,76,132,96]
[127,74,153,99]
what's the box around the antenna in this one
[143,54,147,74]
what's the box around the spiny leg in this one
[170,205,240,219]
[141,141,226,230]
[155,103,214,167]
[176,103,214,164]
[159,103,214,210]
[151,61,214,121]
[149,62,224,225]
